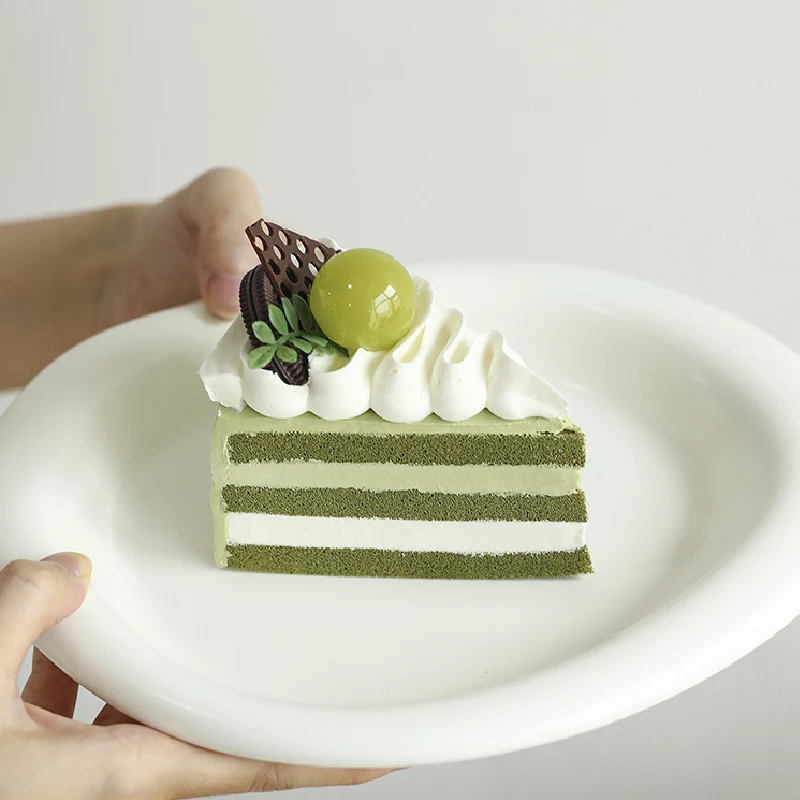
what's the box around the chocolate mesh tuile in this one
[245,219,339,300]
[239,219,341,386]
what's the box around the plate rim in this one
[2,262,800,767]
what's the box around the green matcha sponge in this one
[226,544,593,579]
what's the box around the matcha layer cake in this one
[201,218,592,580]
[211,407,590,579]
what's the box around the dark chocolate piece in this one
[245,219,339,300]
[239,266,308,386]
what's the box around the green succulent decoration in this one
[247,295,348,370]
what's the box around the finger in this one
[0,554,91,687]
[22,648,79,717]
[246,763,399,793]
[180,167,261,318]
[93,703,140,727]
[24,701,84,732]
[170,756,396,798]
[110,728,395,799]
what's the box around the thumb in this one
[180,167,262,319]
[0,554,91,686]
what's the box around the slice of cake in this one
[200,219,592,579]
[210,408,588,578]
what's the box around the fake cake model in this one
[200,220,591,579]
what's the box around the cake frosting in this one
[200,277,569,423]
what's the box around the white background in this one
[2,1,800,797]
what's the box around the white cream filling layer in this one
[225,514,586,555]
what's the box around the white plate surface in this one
[1,263,800,767]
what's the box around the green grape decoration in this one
[309,248,416,352]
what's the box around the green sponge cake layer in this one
[226,544,593,579]
[228,429,584,467]
[221,486,587,522]
[217,407,585,467]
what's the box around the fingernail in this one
[205,274,242,317]
[43,552,92,580]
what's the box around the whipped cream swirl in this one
[199,277,568,422]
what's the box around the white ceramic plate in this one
[2,263,800,768]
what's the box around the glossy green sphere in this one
[309,248,416,352]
